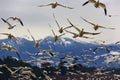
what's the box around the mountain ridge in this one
[0,36,120,68]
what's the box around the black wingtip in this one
[20,21,24,26]
[104,8,107,16]
[1,18,6,22]
[82,1,89,6]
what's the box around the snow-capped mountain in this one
[0,36,120,68]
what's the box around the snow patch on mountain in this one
[104,51,120,64]
[0,36,120,68]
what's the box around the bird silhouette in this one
[82,0,96,6]
[0,45,20,59]
[82,0,107,15]
[67,18,78,29]
[80,17,115,30]
[38,2,73,9]
[53,14,72,33]
[1,18,16,29]
[7,17,24,26]
[27,28,41,48]
[65,30,79,38]
[68,21,101,37]
[0,33,17,40]
[49,24,65,42]
[38,49,55,57]
[79,28,101,37]
[65,30,93,39]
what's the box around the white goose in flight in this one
[53,14,72,33]
[0,33,17,40]
[27,28,41,48]
[38,2,73,9]
[80,17,115,30]
[82,0,107,15]
[69,21,101,37]
[7,17,24,26]
[49,24,65,42]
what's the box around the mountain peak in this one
[0,36,120,68]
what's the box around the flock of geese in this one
[0,17,24,59]
[38,0,107,15]
[0,1,120,80]
[0,0,119,62]
[48,13,115,42]
[37,0,116,42]
[1,17,23,29]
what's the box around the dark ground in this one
[0,56,120,80]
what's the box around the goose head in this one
[94,0,100,8]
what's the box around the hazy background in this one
[0,0,120,43]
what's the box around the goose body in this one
[38,2,73,9]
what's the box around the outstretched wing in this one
[48,24,56,37]
[1,18,13,28]
[53,13,61,29]
[0,33,9,35]
[17,18,24,26]
[106,27,115,30]
[65,30,78,38]
[27,28,36,42]
[73,26,81,33]
[98,25,115,30]
[80,17,96,26]
[97,25,107,29]
[99,3,107,15]
[82,0,96,6]
[7,17,24,26]
[31,35,36,42]
[63,26,72,30]
[67,18,81,32]
[65,30,77,35]
[67,18,74,27]
[83,31,101,35]
[1,18,7,23]
[82,1,89,6]
[38,3,53,7]
[58,33,65,37]
[6,17,14,20]
[51,29,56,37]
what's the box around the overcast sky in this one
[0,0,120,43]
